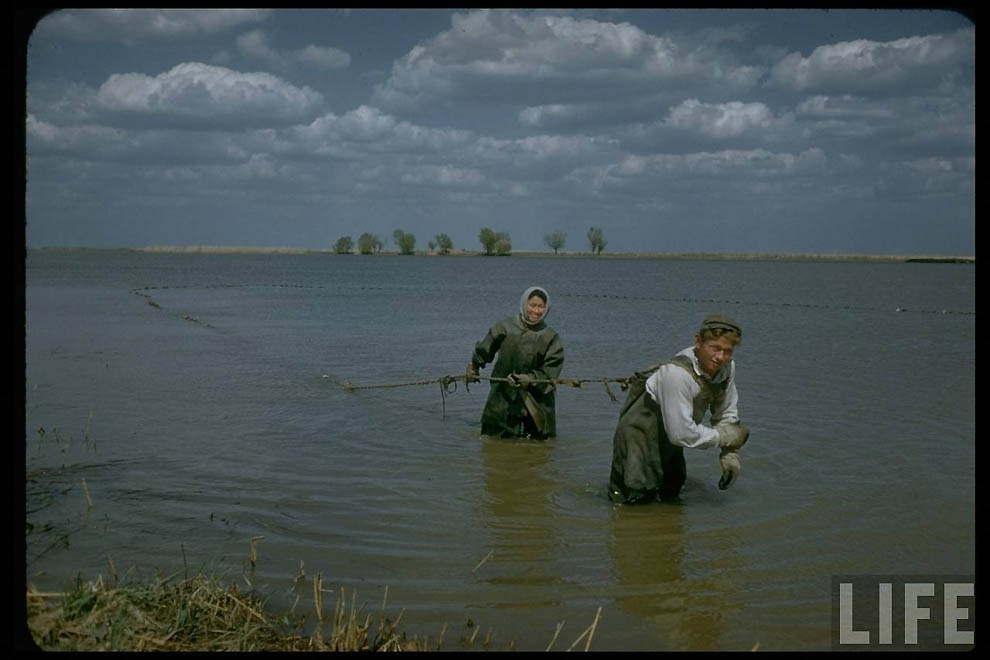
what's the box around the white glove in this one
[718,449,741,490]
[717,423,750,450]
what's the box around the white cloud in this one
[667,99,775,138]
[237,30,279,64]
[237,29,351,70]
[34,9,271,45]
[769,27,974,93]
[796,95,894,119]
[95,63,325,129]
[297,44,350,69]
[374,9,763,112]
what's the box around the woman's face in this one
[525,295,547,323]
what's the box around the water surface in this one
[24,250,975,651]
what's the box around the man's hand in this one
[508,372,533,388]
[466,364,480,384]
[717,423,750,450]
[718,448,740,490]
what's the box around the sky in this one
[21,8,975,256]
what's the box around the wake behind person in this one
[465,286,564,440]
[608,313,750,504]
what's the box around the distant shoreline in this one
[26,246,974,264]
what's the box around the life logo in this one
[831,575,974,650]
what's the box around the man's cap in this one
[701,313,741,335]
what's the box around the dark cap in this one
[701,313,741,335]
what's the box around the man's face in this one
[694,334,736,377]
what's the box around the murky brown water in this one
[24,250,975,650]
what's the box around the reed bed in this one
[25,570,601,652]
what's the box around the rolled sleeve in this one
[648,365,721,450]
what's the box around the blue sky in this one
[24,8,974,256]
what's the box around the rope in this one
[331,370,661,409]
[338,374,640,392]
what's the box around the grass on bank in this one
[26,570,603,652]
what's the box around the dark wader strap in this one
[621,354,727,417]
[667,354,728,400]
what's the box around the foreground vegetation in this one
[24,427,603,652]
[25,571,602,652]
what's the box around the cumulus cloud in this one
[571,146,828,195]
[33,8,271,45]
[666,99,775,138]
[796,95,895,119]
[26,114,126,153]
[94,62,325,129]
[297,44,350,69]
[373,9,762,113]
[237,29,351,70]
[236,30,279,64]
[292,106,474,158]
[769,27,974,93]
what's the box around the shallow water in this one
[24,250,975,650]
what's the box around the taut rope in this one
[329,367,665,420]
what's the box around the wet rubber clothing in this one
[470,287,564,439]
[608,353,731,503]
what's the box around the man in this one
[608,313,749,503]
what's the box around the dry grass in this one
[28,572,439,651]
[26,571,601,652]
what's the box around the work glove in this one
[718,448,741,490]
[507,372,533,389]
[716,422,750,450]
[466,364,480,384]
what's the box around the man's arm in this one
[652,366,722,450]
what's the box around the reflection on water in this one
[24,250,974,651]
[610,502,742,651]
[478,437,561,594]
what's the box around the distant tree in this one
[434,233,454,255]
[357,232,380,255]
[478,227,498,255]
[494,232,512,256]
[428,239,437,253]
[393,229,416,255]
[587,226,607,255]
[544,230,566,254]
[333,235,354,254]
[373,235,385,253]
[479,227,512,256]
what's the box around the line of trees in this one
[542,227,607,254]
[332,226,608,255]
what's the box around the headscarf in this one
[519,285,550,327]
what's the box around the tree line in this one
[332,226,608,255]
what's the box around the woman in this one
[466,286,564,439]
